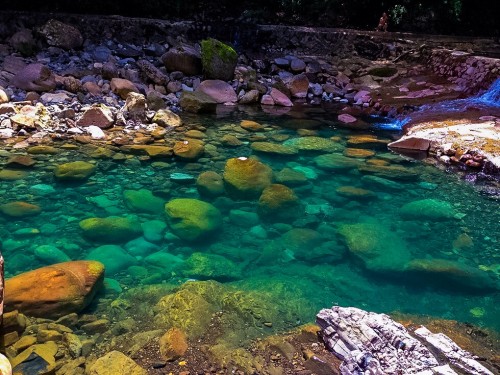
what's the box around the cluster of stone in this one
[316,306,494,375]
[428,49,500,93]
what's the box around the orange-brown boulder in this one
[5,261,104,319]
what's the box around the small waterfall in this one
[373,78,500,130]
[476,78,500,106]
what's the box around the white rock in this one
[0,128,14,138]
[86,125,106,139]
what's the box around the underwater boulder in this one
[223,157,273,198]
[338,222,411,272]
[178,252,242,281]
[173,139,205,160]
[54,161,96,181]
[0,201,41,217]
[164,198,222,241]
[123,189,165,214]
[283,136,342,153]
[86,245,137,275]
[34,245,70,264]
[400,199,459,221]
[159,327,188,361]
[405,259,498,291]
[257,184,303,221]
[4,260,104,319]
[196,171,225,197]
[314,153,362,171]
[79,216,143,243]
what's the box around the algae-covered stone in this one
[251,142,298,156]
[179,252,242,281]
[196,171,225,197]
[406,259,498,291]
[258,184,302,221]
[165,198,222,241]
[283,136,342,153]
[0,169,28,180]
[336,186,376,199]
[338,222,411,272]
[173,139,204,160]
[201,38,238,81]
[86,245,137,275]
[400,199,458,221]
[54,161,96,181]
[223,157,273,198]
[358,164,419,181]
[314,153,362,170]
[11,342,58,375]
[88,351,147,375]
[123,189,165,214]
[34,245,70,264]
[79,216,143,243]
[0,201,41,217]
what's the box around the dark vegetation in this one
[1,0,497,37]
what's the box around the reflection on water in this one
[1,107,499,332]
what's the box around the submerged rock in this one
[5,260,104,319]
[223,157,273,198]
[258,184,302,221]
[86,245,137,275]
[179,252,242,281]
[0,201,41,217]
[400,198,459,221]
[79,216,143,243]
[159,327,188,361]
[54,161,96,181]
[165,198,222,241]
[123,189,165,214]
[337,222,410,272]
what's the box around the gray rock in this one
[39,19,83,50]
[136,60,169,85]
[161,45,202,76]
[11,63,56,92]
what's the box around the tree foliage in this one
[1,0,497,36]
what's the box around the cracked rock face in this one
[316,306,493,375]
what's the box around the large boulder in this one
[173,139,205,160]
[257,184,302,221]
[110,78,139,99]
[287,73,309,98]
[223,157,273,198]
[54,161,96,181]
[4,261,104,318]
[179,91,217,113]
[88,351,146,375]
[165,198,222,241]
[10,63,56,92]
[195,80,237,103]
[337,222,411,272]
[152,109,182,127]
[79,216,143,243]
[39,19,83,50]
[161,45,202,76]
[200,38,238,81]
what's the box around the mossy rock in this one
[123,189,165,214]
[283,136,342,153]
[368,66,398,77]
[54,161,96,181]
[196,171,225,197]
[88,351,146,375]
[405,259,498,291]
[179,91,217,114]
[201,38,238,81]
[178,252,242,281]
[165,198,222,241]
[314,153,362,171]
[0,201,41,217]
[338,222,411,272]
[400,198,458,221]
[223,157,273,198]
[258,184,302,221]
[79,216,143,243]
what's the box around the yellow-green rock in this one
[223,157,273,198]
[79,216,143,243]
[0,169,28,180]
[54,161,96,181]
[88,351,147,375]
[257,184,302,221]
[165,198,222,241]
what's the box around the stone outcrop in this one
[317,306,494,375]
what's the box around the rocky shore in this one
[0,12,499,375]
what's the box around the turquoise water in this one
[1,106,499,331]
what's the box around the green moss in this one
[201,38,237,65]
